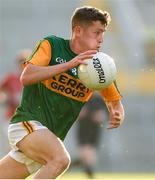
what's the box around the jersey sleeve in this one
[99,81,122,102]
[24,39,51,66]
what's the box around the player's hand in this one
[68,50,97,68]
[106,100,125,129]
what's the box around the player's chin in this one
[90,47,100,51]
[94,45,100,50]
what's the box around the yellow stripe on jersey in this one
[42,73,93,103]
[99,82,121,102]
[24,40,51,67]
[22,121,33,134]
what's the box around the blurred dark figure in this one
[0,49,31,119]
[144,33,155,67]
[70,92,108,179]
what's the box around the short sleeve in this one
[25,40,51,66]
[99,82,122,102]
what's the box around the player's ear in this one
[74,25,82,37]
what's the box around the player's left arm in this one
[105,100,124,129]
[99,82,125,129]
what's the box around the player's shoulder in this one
[44,35,67,49]
[44,35,65,42]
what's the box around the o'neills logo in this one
[42,73,93,102]
[93,58,106,83]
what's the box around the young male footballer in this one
[0,6,124,179]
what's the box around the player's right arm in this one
[20,40,97,86]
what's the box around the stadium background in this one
[0,0,155,179]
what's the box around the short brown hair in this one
[71,6,111,30]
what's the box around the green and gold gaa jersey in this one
[11,35,121,140]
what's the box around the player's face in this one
[79,21,105,51]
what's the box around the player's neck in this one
[69,38,85,55]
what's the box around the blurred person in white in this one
[0,6,124,179]
[70,92,108,179]
[0,49,31,155]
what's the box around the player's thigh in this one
[0,154,29,179]
[17,129,69,164]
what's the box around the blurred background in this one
[0,0,155,178]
